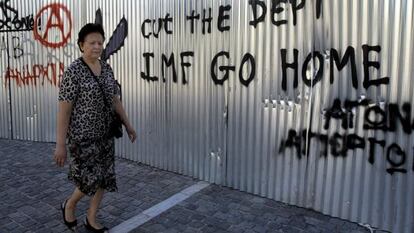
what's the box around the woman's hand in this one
[54,144,67,167]
[126,125,137,143]
[55,101,72,167]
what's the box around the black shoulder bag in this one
[92,75,123,139]
[80,58,123,138]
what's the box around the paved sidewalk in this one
[0,139,371,233]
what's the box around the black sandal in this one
[84,216,108,233]
[61,199,77,230]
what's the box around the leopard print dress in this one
[58,57,119,196]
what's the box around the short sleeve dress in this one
[58,57,120,196]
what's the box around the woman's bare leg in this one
[65,187,86,222]
[87,188,105,228]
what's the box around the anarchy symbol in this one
[33,3,72,48]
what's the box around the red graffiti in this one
[33,3,72,48]
[4,62,65,87]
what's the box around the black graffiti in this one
[0,34,76,62]
[281,49,298,89]
[330,46,357,88]
[1,35,26,59]
[0,36,24,59]
[302,51,324,87]
[210,51,234,85]
[279,129,413,175]
[0,35,8,63]
[315,0,323,19]
[362,45,390,88]
[141,45,393,89]
[279,130,365,158]
[249,0,323,28]
[141,53,157,81]
[141,50,257,86]
[323,98,370,130]
[143,0,323,38]
[210,51,256,87]
[161,53,177,82]
[0,0,38,32]
[239,53,256,86]
[140,52,194,84]
[249,0,267,28]
[386,143,407,174]
[367,138,385,164]
[11,36,22,58]
[141,14,173,38]
[187,10,208,34]
[180,52,194,85]
[364,103,413,133]
[186,6,231,34]
[281,45,390,91]
[218,5,231,32]
[323,98,414,134]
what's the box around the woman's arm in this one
[113,96,137,142]
[54,101,73,167]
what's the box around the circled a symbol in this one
[34,3,72,48]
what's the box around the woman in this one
[53,23,136,232]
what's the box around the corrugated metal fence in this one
[0,1,413,232]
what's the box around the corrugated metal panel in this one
[308,1,414,233]
[1,1,413,232]
[228,1,413,232]
[225,0,315,210]
[84,0,227,184]
[2,0,82,141]
[0,35,11,138]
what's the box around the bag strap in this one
[79,57,112,109]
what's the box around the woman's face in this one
[80,32,104,60]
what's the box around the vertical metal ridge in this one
[2,1,413,232]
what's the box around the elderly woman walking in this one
[53,23,136,232]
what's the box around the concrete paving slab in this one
[0,139,372,233]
